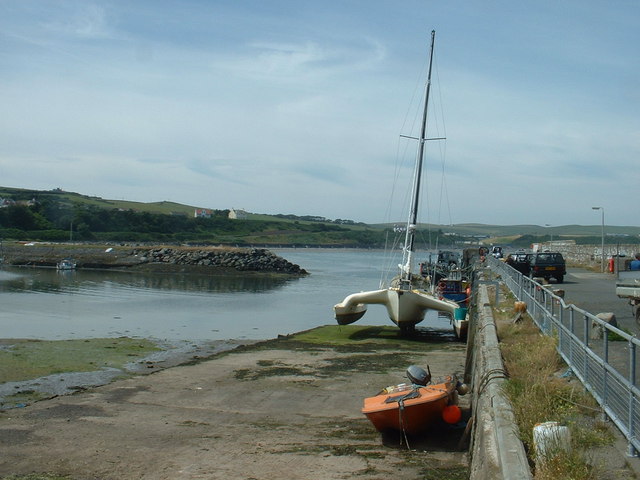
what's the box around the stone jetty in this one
[2,243,307,275]
[131,247,307,274]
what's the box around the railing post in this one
[583,314,590,348]
[567,308,575,366]
[628,340,638,457]
[569,308,574,334]
[558,303,564,327]
[630,340,637,387]
[584,314,590,384]
[557,305,563,354]
[518,274,523,299]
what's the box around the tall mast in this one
[401,30,436,285]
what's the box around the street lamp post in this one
[592,207,605,273]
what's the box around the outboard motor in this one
[406,365,431,386]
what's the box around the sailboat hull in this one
[333,31,459,334]
[334,287,457,329]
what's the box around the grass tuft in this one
[534,449,598,480]
[494,285,612,478]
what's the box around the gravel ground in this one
[0,330,470,480]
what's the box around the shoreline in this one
[1,242,308,275]
[0,326,470,479]
[0,337,259,410]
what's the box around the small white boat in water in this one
[334,31,462,334]
[56,259,76,271]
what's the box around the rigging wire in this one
[433,54,453,227]
[383,52,428,227]
[417,45,452,256]
[380,52,430,283]
[380,35,453,282]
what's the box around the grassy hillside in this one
[0,186,199,216]
[0,186,638,246]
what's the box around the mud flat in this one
[0,326,469,480]
[0,338,254,410]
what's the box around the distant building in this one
[0,198,35,208]
[228,208,248,220]
[194,208,213,218]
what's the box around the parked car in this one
[529,252,566,283]
[506,252,531,276]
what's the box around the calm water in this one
[0,249,450,341]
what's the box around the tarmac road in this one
[558,267,637,333]
[527,266,639,379]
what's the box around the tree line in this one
[0,200,386,245]
[4,197,619,248]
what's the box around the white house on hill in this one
[228,208,248,220]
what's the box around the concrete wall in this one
[537,242,639,270]
[468,283,532,479]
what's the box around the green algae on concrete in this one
[291,325,405,346]
[231,325,465,383]
[0,337,160,384]
[287,324,456,350]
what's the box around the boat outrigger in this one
[334,31,465,334]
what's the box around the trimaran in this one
[334,31,462,334]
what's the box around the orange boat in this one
[362,367,458,436]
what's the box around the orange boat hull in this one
[362,376,456,435]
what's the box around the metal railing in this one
[488,256,640,456]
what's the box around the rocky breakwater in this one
[131,247,308,275]
[2,243,307,275]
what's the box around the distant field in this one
[0,186,198,216]
[1,185,639,240]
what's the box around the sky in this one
[0,1,638,227]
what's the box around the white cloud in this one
[0,0,637,226]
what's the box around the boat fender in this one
[442,405,462,424]
[456,381,469,395]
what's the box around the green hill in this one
[0,186,198,216]
[0,186,638,247]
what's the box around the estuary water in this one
[0,249,449,342]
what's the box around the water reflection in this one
[0,250,420,341]
[0,267,296,295]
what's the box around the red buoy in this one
[442,405,462,424]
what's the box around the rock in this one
[134,247,307,275]
[591,312,617,340]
